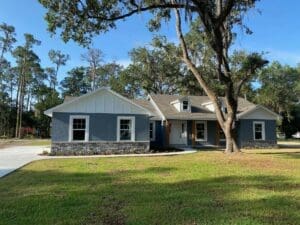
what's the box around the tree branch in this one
[173,4,225,124]
[89,3,196,22]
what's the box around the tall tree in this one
[0,24,15,133]
[81,48,103,91]
[0,23,16,63]
[12,34,42,138]
[48,49,69,91]
[39,0,268,152]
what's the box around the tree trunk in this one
[223,122,240,153]
[173,6,242,153]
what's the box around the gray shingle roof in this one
[134,94,256,120]
[132,99,162,120]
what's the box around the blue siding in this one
[237,119,277,147]
[51,112,149,142]
[207,121,217,145]
[150,120,164,148]
[51,113,69,142]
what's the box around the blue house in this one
[45,87,279,155]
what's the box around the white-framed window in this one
[69,115,89,142]
[149,121,155,141]
[182,100,189,111]
[253,121,265,140]
[117,116,135,141]
[195,121,207,141]
[219,127,226,141]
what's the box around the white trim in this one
[170,96,188,105]
[181,100,191,112]
[238,105,281,120]
[195,121,207,142]
[253,121,265,141]
[45,87,152,117]
[201,101,213,106]
[69,115,89,142]
[219,127,226,141]
[149,121,156,141]
[170,99,180,105]
[148,94,166,120]
[117,116,135,142]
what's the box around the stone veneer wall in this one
[240,140,277,148]
[51,141,150,155]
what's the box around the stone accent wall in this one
[240,140,277,148]
[51,141,150,155]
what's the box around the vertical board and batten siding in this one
[150,120,164,148]
[51,112,149,142]
[55,90,147,115]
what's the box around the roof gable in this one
[238,105,280,120]
[44,88,152,117]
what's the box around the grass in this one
[0,138,50,149]
[0,149,299,225]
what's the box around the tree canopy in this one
[39,0,268,153]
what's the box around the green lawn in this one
[0,149,299,225]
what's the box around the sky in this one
[0,0,300,83]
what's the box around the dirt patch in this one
[225,151,299,172]
[83,196,126,225]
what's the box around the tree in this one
[48,49,69,92]
[12,34,42,138]
[120,36,205,97]
[0,23,16,63]
[127,36,182,95]
[81,48,103,91]
[0,23,16,136]
[256,62,300,137]
[34,84,62,137]
[39,0,268,152]
[60,67,90,97]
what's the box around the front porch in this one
[151,120,226,149]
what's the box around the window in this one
[149,121,155,141]
[182,100,189,111]
[69,115,89,142]
[181,122,186,138]
[196,121,207,141]
[253,121,265,140]
[117,116,135,141]
[219,127,226,140]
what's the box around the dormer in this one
[202,99,227,113]
[170,97,191,112]
[202,101,215,112]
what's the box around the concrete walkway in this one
[0,146,47,178]
[0,146,196,178]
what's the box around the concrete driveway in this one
[0,146,48,178]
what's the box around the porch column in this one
[192,121,196,146]
[164,120,170,146]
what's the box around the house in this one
[44,87,279,155]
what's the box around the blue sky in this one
[0,0,300,83]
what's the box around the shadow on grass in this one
[278,144,300,149]
[0,167,299,225]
